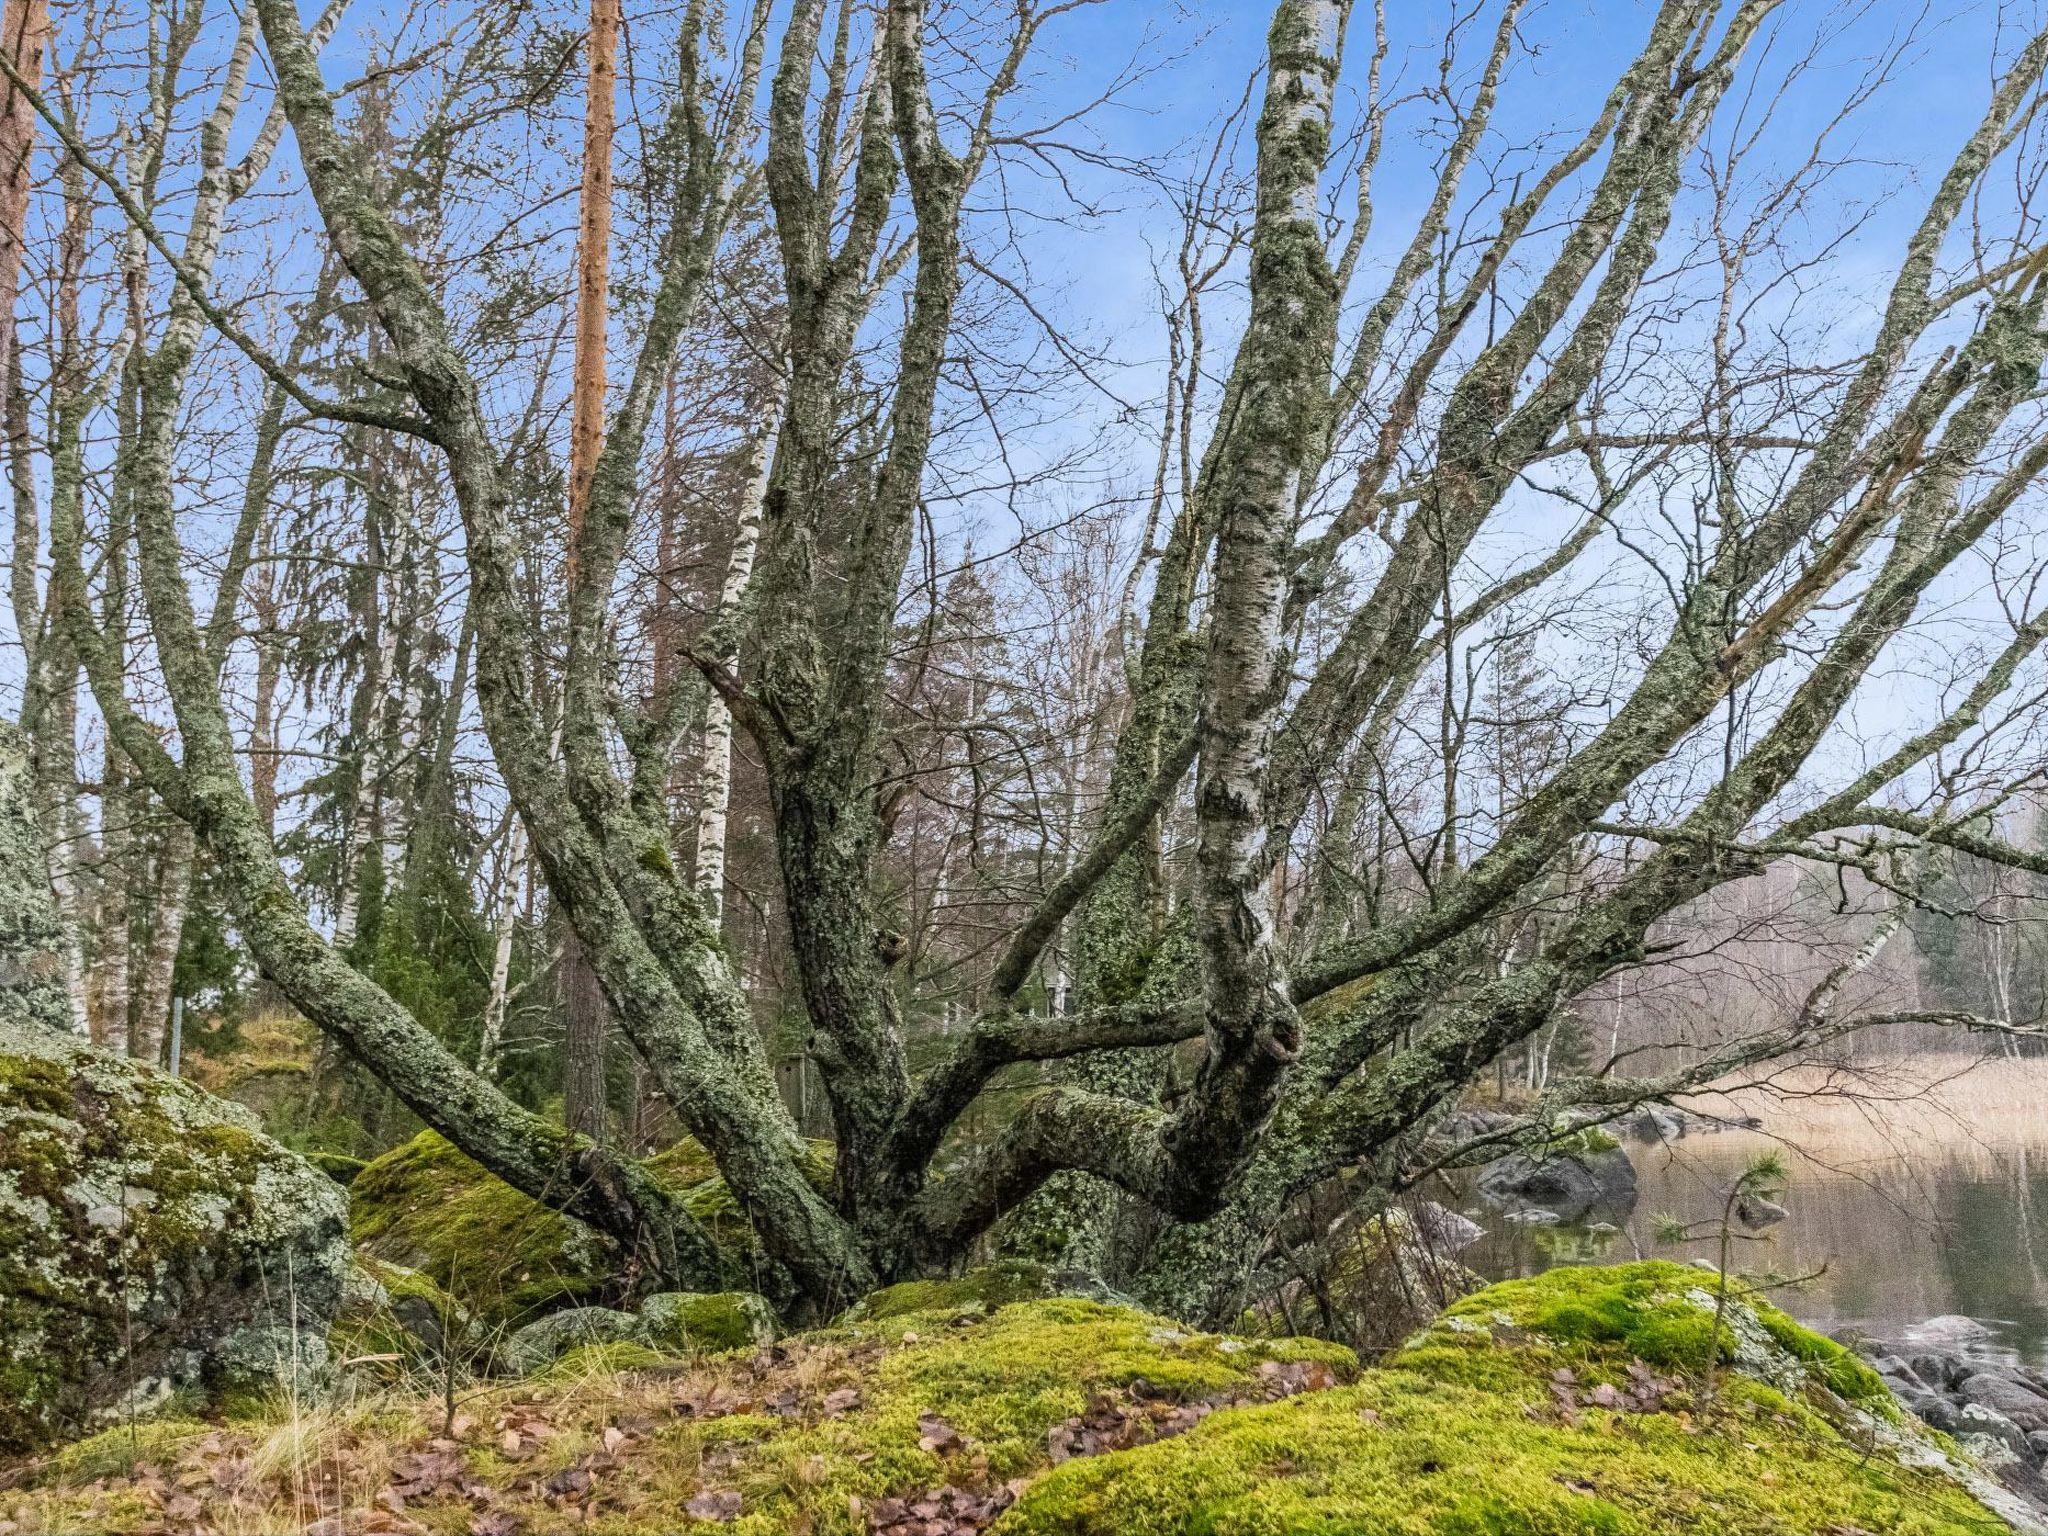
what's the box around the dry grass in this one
[1684,1052,2048,1169]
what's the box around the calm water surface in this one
[1464,1100,2048,1364]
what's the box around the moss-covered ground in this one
[0,1263,2018,1535]
[1002,1263,2001,1536]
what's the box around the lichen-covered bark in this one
[0,723,71,1038]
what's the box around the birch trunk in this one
[478,817,525,1079]
[692,400,779,922]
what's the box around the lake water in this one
[1462,1057,2048,1364]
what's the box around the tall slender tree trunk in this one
[247,522,284,838]
[0,0,44,425]
[693,401,779,921]
[478,815,524,1079]
[131,823,193,1065]
[558,0,621,1135]
[565,0,618,553]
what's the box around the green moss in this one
[0,1029,344,1456]
[348,1132,624,1328]
[643,1298,1356,1534]
[1551,1125,1621,1155]
[641,1290,775,1352]
[307,1151,366,1183]
[1755,1306,1891,1405]
[997,1263,1985,1536]
[842,1262,1069,1322]
[537,1340,675,1379]
[12,1270,2012,1536]
[346,1131,817,1333]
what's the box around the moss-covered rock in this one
[640,1289,777,1352]
[345,1129,816,1330]
[1000,1262,2026,1535]
[347,1131,615,1329]
[839,1260,1120,1323]
[0,1018,348,1456]
[498,1306,650,1375]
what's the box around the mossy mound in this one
[0,1020,348,1457]
[7,1265,2029,1536]
[4,1293,1352,1535]
[839,1260,1090,1322]
[346,1130,826,1331]
[346,1130,724,1330]
[1000,1262,2013,1535]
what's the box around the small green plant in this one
[1651,1150,1789,1408]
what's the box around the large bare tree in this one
[13,0,2048,1326]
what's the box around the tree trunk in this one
[0,721,70,1037]
[693,400,778,922]
[565,0,618,561]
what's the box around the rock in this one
[1918,1395,1962,1433]
[1734,1195,1787,1230]
[839,1261,1080,1323]
[1960,1403,2031,1459]
[639,1291,776,1352]
[1903,1315,1995,1349]
[348,1129,746,1329]
[1414,1202,1486,1253]
[0,1018,348,1455]
[498,1307,648,1375]
[1629,1105,1687,1143]
[1474,1131,1637,1222]
[1960,1371,2048,1433]
[1908,1351,1968,1391]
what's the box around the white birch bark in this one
[692,394,782,922]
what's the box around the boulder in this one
[1904,1315,1996,1349]
[639,1290,777,1352]
[1960,1402,2030,1461]
[1474,1130,1637,1222]
[0,1018,348,1455]
[498,1306,649,1375]
[1734,1194,1787,1230]
[1960,1370,2048,1433]
[1629,1105,1688,1143]
[348,1129,726,1329]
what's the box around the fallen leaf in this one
[684,1489,742,1522]
[917,1413,964,1454]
